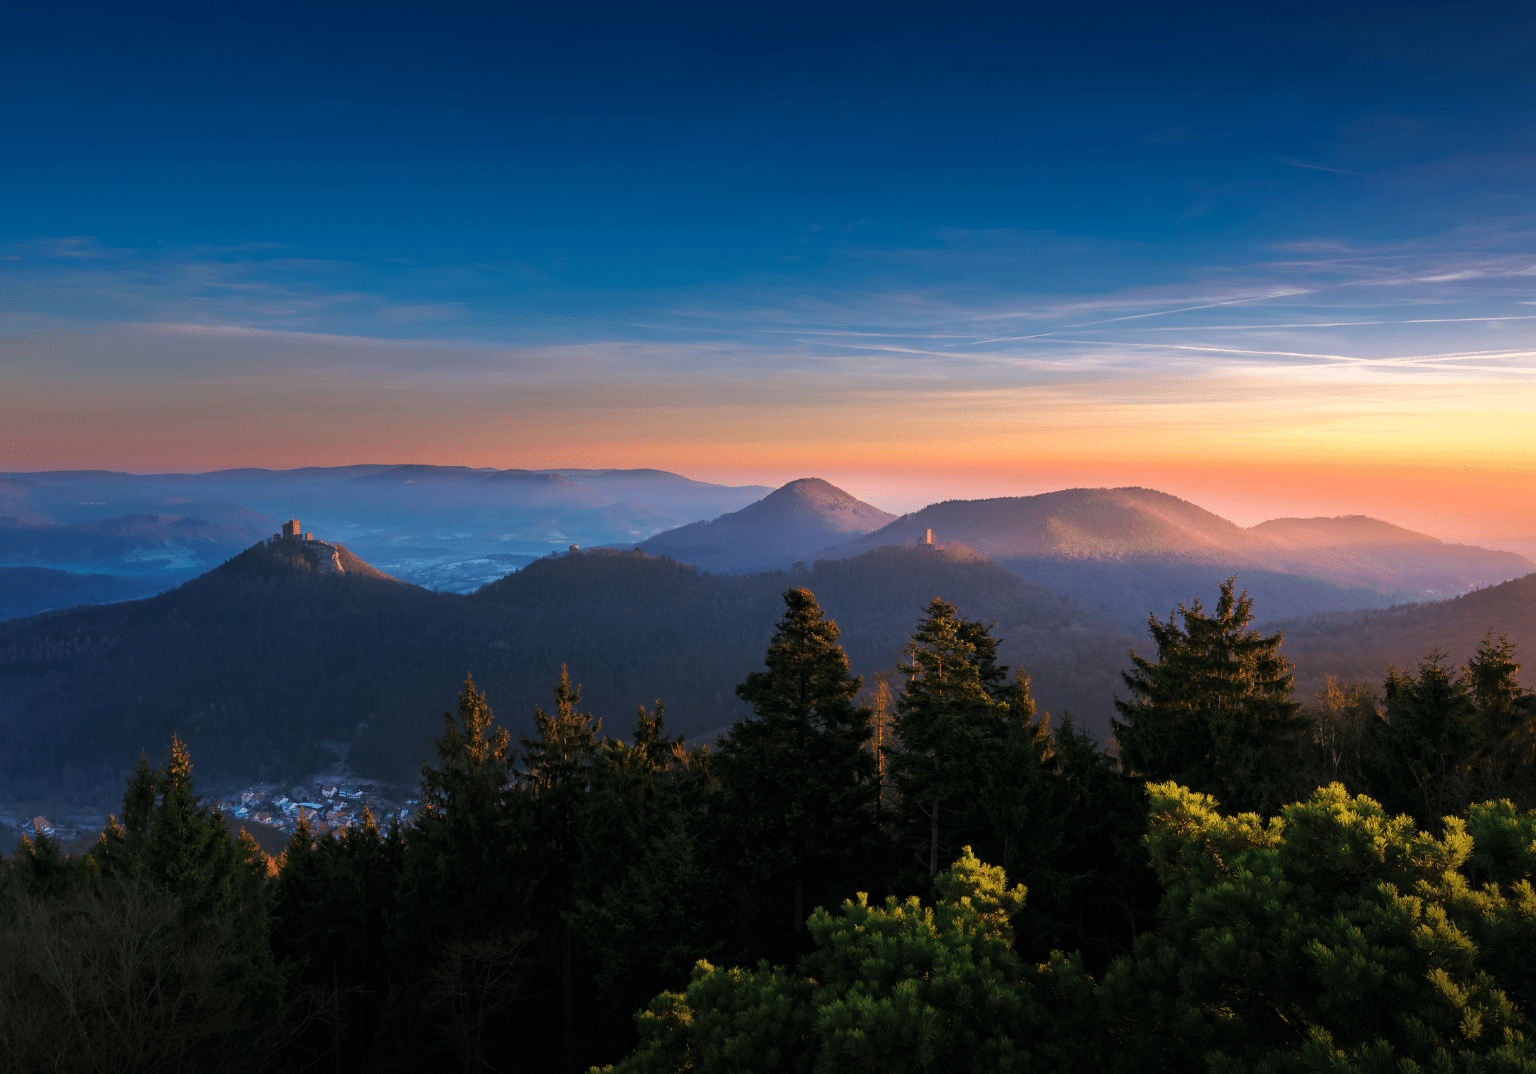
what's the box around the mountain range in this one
[3,473,1533,814]
[813,487,1533,627]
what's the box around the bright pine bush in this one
[1101,781,1536,1074]
[606,847,1096,1074]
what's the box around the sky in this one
[3,1,1535,542]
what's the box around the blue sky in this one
[4,2,1535,535]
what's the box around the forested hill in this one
[1280,571,1536,696]
[0,538,1134,802]
[354,542,1136,780]
[0,538,450,801]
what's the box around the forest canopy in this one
[4,580,1536,1073]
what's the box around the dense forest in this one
[0,542,1131,799]
[5,579,1536,1073]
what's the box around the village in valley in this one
[219,777,418,836]
[0,772,419,852]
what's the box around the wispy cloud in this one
[1279,157,1363,176]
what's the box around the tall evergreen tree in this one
[1373,650,1483,825]
[714,587,877,953]
[517,666,607,1074]
[1469,633,1536,795]
[1112,577,1305,813]
[568,704,724,1060]
[888,599,1015,879]
[396,676,519,943]
[393,676,526,1071]
[88,737,284,1009]
[271,806,405,1071]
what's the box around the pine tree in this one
[1469,633,1536,793]
[396,675,519,950]
[888,599,1013,879]
[517,666,607,1074]
[715,587,877,951]
[88,737,283,1009]
[1374,650,1482,825]
[1112,577,1304,813]
[607,849,1097,1074]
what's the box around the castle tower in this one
[282,520,301,538]
[922,528,933,546]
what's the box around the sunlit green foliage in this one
[606,848,1094,1074]
[1101,781,1536,1073]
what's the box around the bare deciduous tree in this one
[0,878,265,1074]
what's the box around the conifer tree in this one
[88,737,284,1009]
[608,849,1096,1074]
[1112,577,1304,813]
[1469,633,1536,792]
[715,587,877,947]
[1374,650,1482,825]
[396,675,519,949]
[888,599,1021,879]
[272,805,405,1069]
[90,753,157,877]
[569,704,724,1058]
[9,829,96,896]
[394,677,528,1071]
[517,666,607,1074]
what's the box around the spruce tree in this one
[1112,577,1304,813]
[88,737,283,1009]
[715,587,877,950]
[569,704,724,1058]
[1374,650,1482,825]
[393,676,528,1072]
[1469,633,1536,794]
[272,805,405,1069]
[396,675,519,950]
[516,666,607,1074]
[888,599,1013,879]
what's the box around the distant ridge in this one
[638,478,896,573]
[825,487,1280,563]
[1253,515,1440,548]
[0,566,167,619]
[815,488,1534,627]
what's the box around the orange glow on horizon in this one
[4,331,1532,547]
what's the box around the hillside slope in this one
[1277,573,1536,698]
[0,536,445,801]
